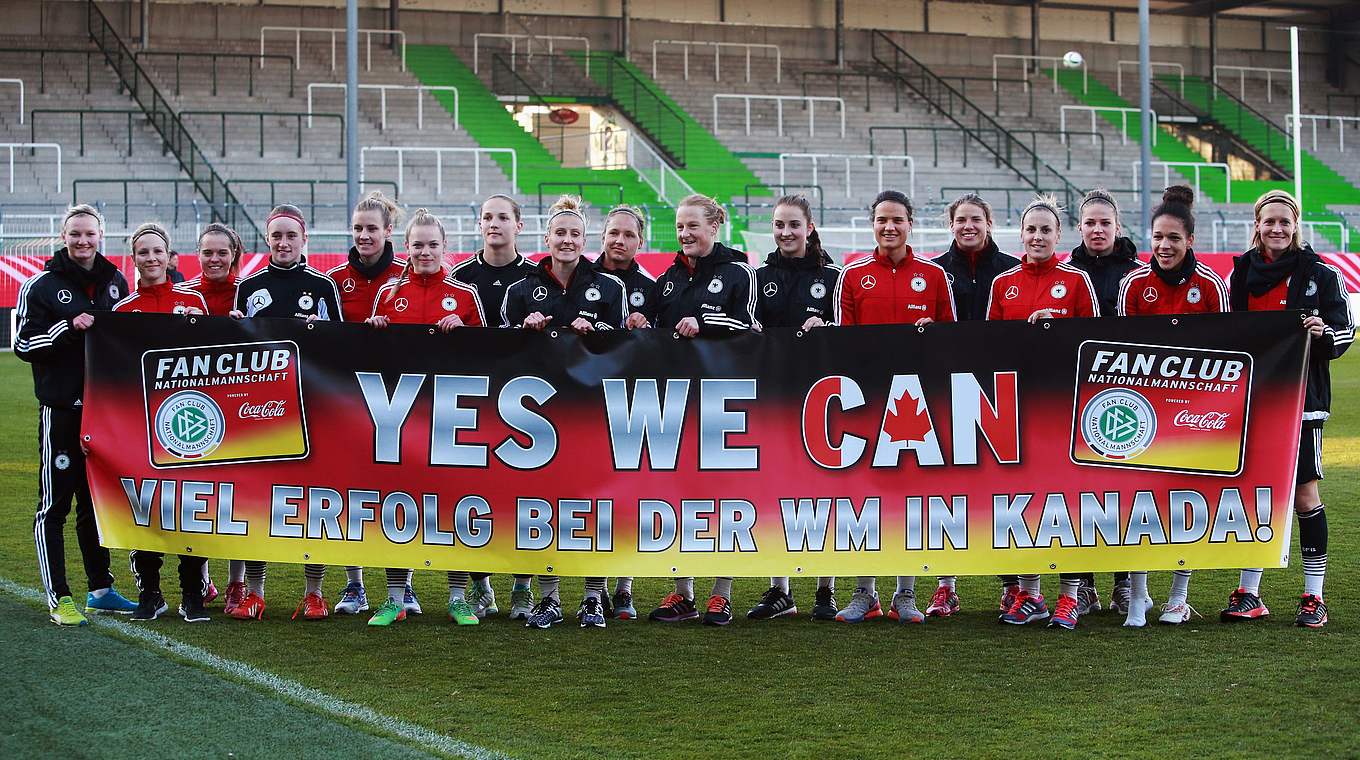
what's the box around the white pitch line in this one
[0,576,510,760]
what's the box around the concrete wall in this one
[18,0,1337,79]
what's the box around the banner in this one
[83,311,1307,576]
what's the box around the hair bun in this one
[1162,185,1195,208]
[549,195,583,214]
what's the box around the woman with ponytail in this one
[329,191,406,322]
[747,194,840,622]
[364,209,485,627]
[1219,190,1352,629]
[1114,186,1228,627]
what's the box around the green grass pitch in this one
[0,350,1357,758]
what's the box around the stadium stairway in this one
[1049,68,1358,252]
[405,44,676,250]
[568,51,766,214]
[1173,73,1360,252]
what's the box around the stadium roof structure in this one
[974,0,1358,24]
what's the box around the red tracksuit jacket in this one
[113,281,209,314]
[1117,257,1228,316]
[370,272,486,326]
[987,255,1099,320]
[834,247,956,325]
[329,245,406,323]
[182,275,239,316]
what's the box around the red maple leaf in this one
[883,387,933,444]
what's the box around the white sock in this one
[537,575,560,602]
[938,576,956,590]
[675,577,694,600]
[771,577,790,593]
[895,576,915,595]
[245,561,266,596]
[475,575,493,593]
[1239,569,1263,595]
[855,576,876,595]
[346,566,363,585]
[303,564,325,595]
[1168,571,1191,606]
[1130,571,1148,601]
[614,577,633,595]
[1060,577,1081,598]
[817,577,835,590]
[512,575,531,590]
[89,587,109,599]
[1019,575,1040,594]
[711,577,734,599]
[228,559,246,585]
[584,578,606,600]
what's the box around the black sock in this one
[1299,505,1328,597]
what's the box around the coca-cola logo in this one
[1173,410,1229,430]
[239,400,287,419]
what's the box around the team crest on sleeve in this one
[1186,286,1202,304]
[57,289,73,304]
[763,282,778,298]
[441,295,458,311]
[629,290,646,307]
[532,286,549,302]
[707,278,724,294]
[298,293,314,310]
[860,274,876,290]
[108,284,121,299]
[1004,285,1020,300]
[810,281,826,299]
[1050,282,1068,299]
[585,286,601,302]
[910,275,927,293]
[1142,286,1158,303]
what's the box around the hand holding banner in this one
[83,311,1308,577]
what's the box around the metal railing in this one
[306,82,459,131]
[740,184,825,225]
[1326,94,1360,118]
[473,33,590,76]
[800,69,900,113]
[583,53,687,167]
[1060,105,1158,145]
[865,125,1102,170]
[651,40,782,83]
[940,75,1034,117]
[88,0,264,250]
[1131,160,1233,203]
[1,79,24,123]
[223,179,399,227]
[30,108,148,157]
[1116,60,1184,97]
[1286,114,1360,152]
[627,135,694,205]
[259,26,406,71]
[69,178,203,226]
[536,182,624,211]
[133,50,295,97]
[0,143,60,192]
[712,94,846,138]
[992,53,1087,93]
[778,153,915,200]
[871,32,1085,216]
[1211,218,1349,253]
[358,146,518,196]
[0,47,99,94]
[1193,75,1291,162]
[1213,64,1289,102]
[179,110,344,158]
